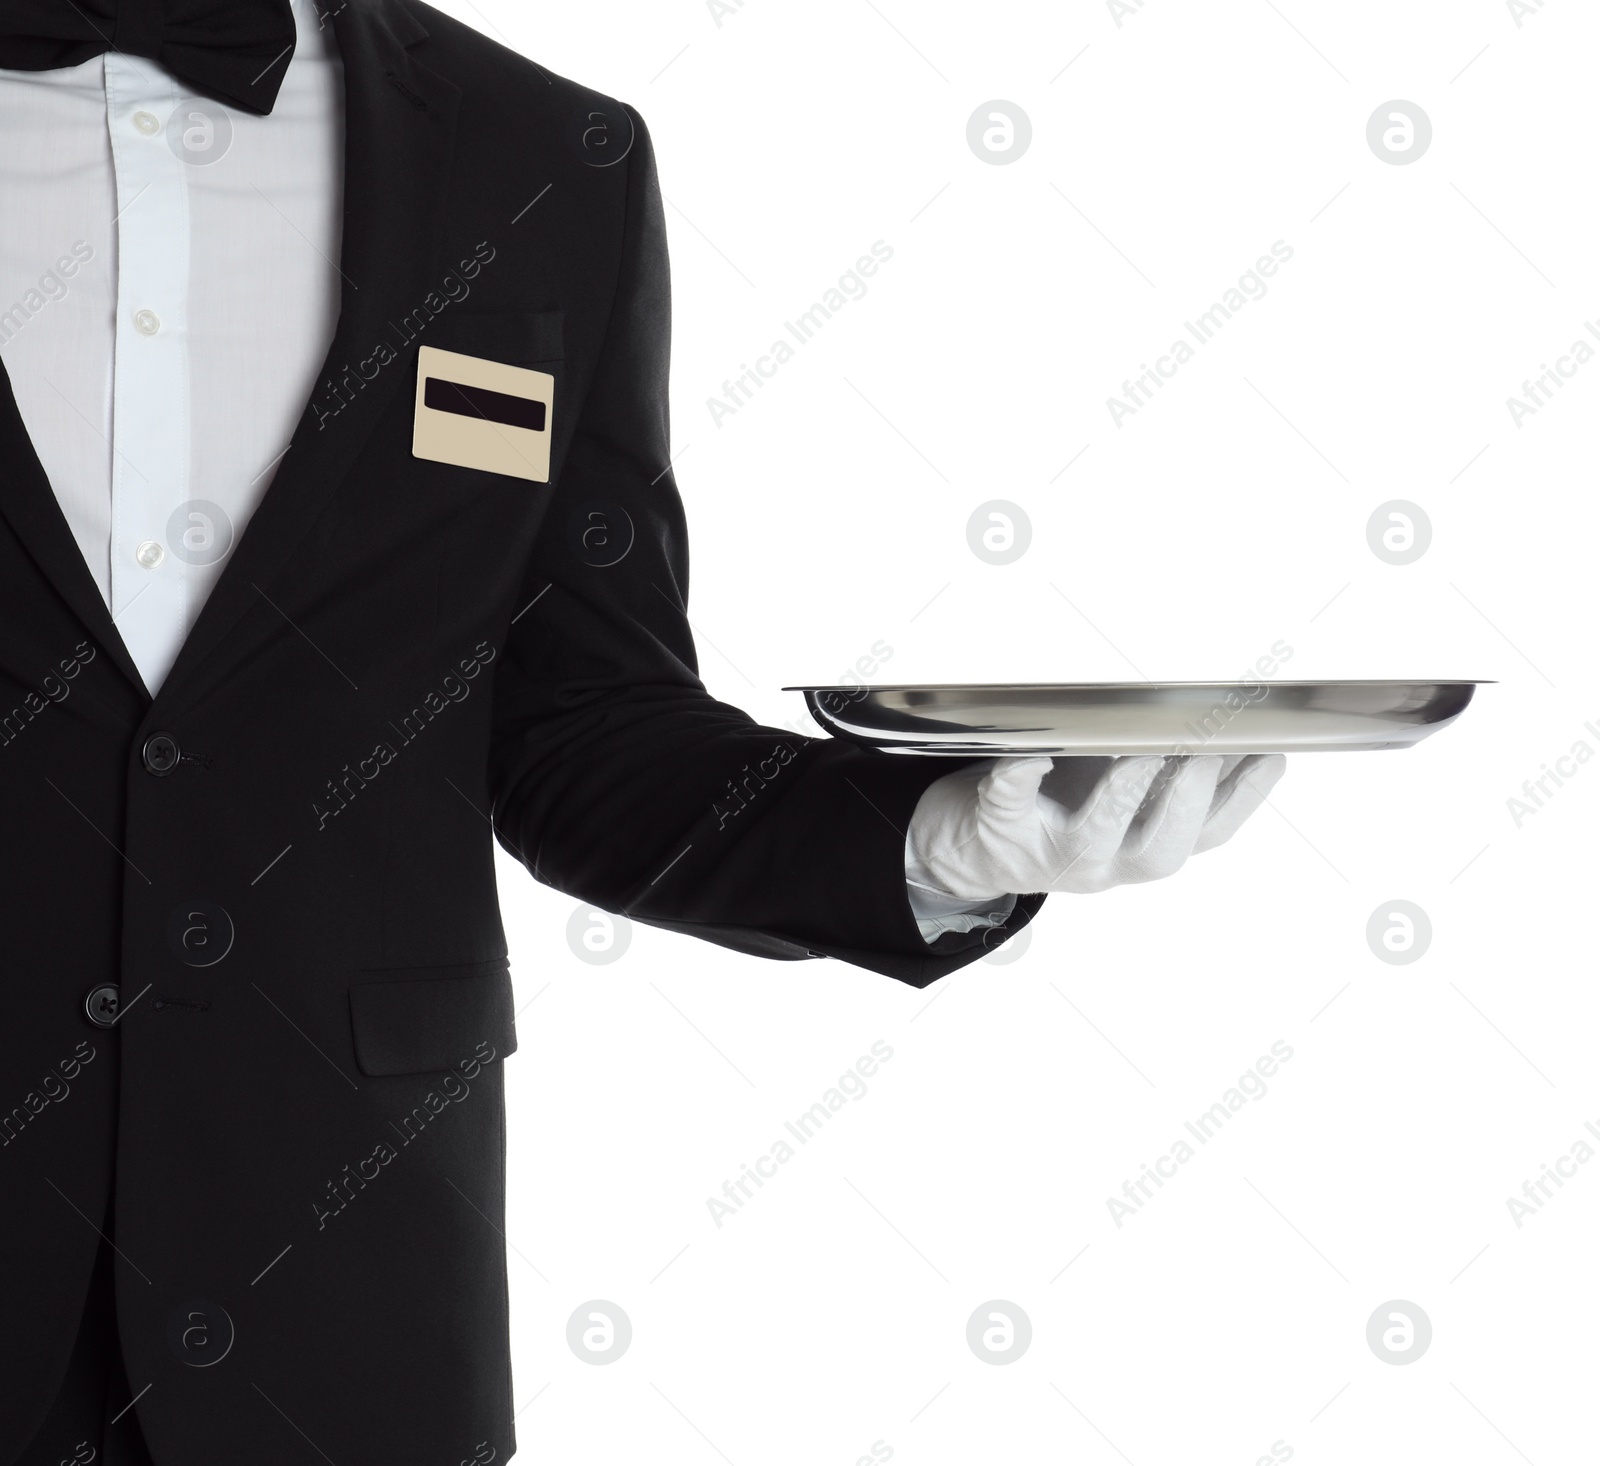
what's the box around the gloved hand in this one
[905,754,1286,900]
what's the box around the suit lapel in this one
[151,0,462,713]
[0,356,149,696]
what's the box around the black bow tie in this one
[0,0,299,115]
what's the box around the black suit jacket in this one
[0,2,1042,1461]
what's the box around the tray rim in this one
[790,680,1486,754]
[784,679,1495,692]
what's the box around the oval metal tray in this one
[785,681,1487,755]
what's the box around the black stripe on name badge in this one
[424,376,548,432]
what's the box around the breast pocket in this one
[349,956,518,1078]
[412,309,567,487]
[421,309,563,369]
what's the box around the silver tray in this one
[785,681,1487,756]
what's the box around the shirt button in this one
[135,539,165,569]
[142,732,182,776]
[85,983,121,1028]
[134,309,161,336]
[133,110,161,136]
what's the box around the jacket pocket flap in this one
[350,958,517,1077]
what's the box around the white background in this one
[433,1,1600,1461]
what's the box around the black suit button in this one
[142,733,181,776]
[84,983,121,1028]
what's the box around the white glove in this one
[905,754,1286,901]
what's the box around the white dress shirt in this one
[0,4,999,942]
[0,0,343,696]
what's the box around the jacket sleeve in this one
[485,105,1043,987]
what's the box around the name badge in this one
[413,345,554,483]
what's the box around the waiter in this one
[0,2,1282,1461]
